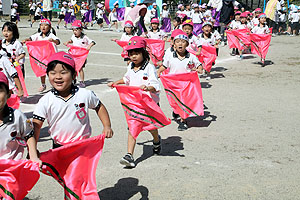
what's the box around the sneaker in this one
[239,55,243,60]
[153,135,162,155]
[205,75,211,80]
[108,24,111,30]
[272,33,276,37]
[79,81,86,88]
[56,25,59,29]
[172,112,181,121]
[30,23,32,28]
[38,85,46,92]
[120,153,135,168]
[178,121,188,131]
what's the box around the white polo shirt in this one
[162,10,169,18]
[35,7,41,16]
[163,50,201,74]
[2,39,26,65]
[229,20,241,29]
[197,31,221,46]
[123,61,160,103]
[251,25,270,34]
[252,18,259,26]
[71,34,95,49]
[11,8,17,17]
[184,10,192,18]
[33,86,101,145]
[147,29,166,40]
[96,8,104,19]
[0,106,33,160]
[192,12,203,24]
[0,55,18,90]
[30,31,60,42]
[120,33,135,41]
[60,7,67,15]
[188,34,199,46]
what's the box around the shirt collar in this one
[173,50,190,58]
[40,31,51,37]
[3,39,16,45]
[131,60,149,70]
[51,84,79,96]
[2,105,14,124]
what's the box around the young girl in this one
[80,2,89,29]
[172,16,182,30]
[29,1,36,22]
[176,4,185,17]
[95,3,105,31]
[191,4,204,36]
[157,30,202,131]
[2,22,26,77]
[229,11,241,56]
[236,12,252,59]
[57,1,68,29]
[0,71,40,165]
[109,2,120,32]
[147,18,167,40]
[10,3,19,25]
[64,20,95,88]
[32,52,113,150]
[23,19,60,92]
[150,3,158,19]
[160,3,172,33]
[31,2,42,27]
[107,36,161,168]
[182,19,199,47]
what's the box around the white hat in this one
[113,2,119,6]
[62,2,67,5]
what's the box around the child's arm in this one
[140,85,156,92]
[107,79,125,88]
[27,136,42,167]
[49,38,60,45]
[32,119,43,142]
[95,104,113,138]
[63,39,73,46]
[196,45,202,56]
[22,38,32,44]
[13,77,24,97]
[157,65,166,77]
[15,53,25,63]
[86,41,96,51]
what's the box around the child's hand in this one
[63,42,68,46]
[111,39,117,42]
[31,157,43,169]
[17,90,24,97]
[196,67,203,74]
[103,126,113,138]
[86,46,91,51]
[140,85,148,91]
[48,38,55,43]
[157,71,161,78]
[107,82,115,88]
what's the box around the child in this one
[172,16,182,30]
[157,30,202,131]
[147,18,167,40]
[31,2,42,27]
[184,4,192,18]
[235,12,252,60]
[161,3,171,33]
[32,52,113,150]
[80,2,89,29]
[288,9,300,36]
[10,3,19,25]
[107,36,161,168]
[229,11,241,56]
[109,2,120,32]
[2,22,26,77]
[176,4,185,17]
[252,8,261,26]
[95,3,105,31]
[191,4,204,36]
[64,20,95,88]
[65,3,76,29]
[0,71,40,165]
[29,1,36,22]
[57,1,67,29]
[22,18,60,92]
[150,3,158,19]
[182,19,198,47]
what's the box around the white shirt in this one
[30,3,36,11]
[150,8,156,18]
[35,7,41,16]
[208,0,222,9]
[0,55,18,89]
[0,107,33,160]
[204,10,212,17]
[43,0,52,12]
[229,20,241,29]
[192,12,203,24]
[111,10,118,21]
[30,31,60,42]
[60,7,66,15]
[251,25,270,34]
[197,32,221,46]
[235,23,252,30]
[2,39,26,65]
[163,51,201,74]
[147,29,166,40]
[120,33,135,41]
[71,34,95,48]
[188,35,199,46]
[123,61,160,103]
[279,12,286,22]
[161,10,169,18]
[96,8,104,19]
[81,9,88,16]
[289,12,300,23]
[184,10,192,18]
[252,18,259,26]
[33,86,101,145]
[11,8,17,17]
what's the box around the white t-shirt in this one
[11,8,17,17]
[71,34,95,49]
[289,12,300,23]
[229,20,241,29]
[60,7,67,15]
[33,86,101,145]
[184,10,192,18]
[30,31,60,42]
[111,10,118,21]
[147,29,166,40]
[163,51,201,74]
[150,8,156,18]
[252,18,259,26]
[81,9,88,16]
[35,7,42,16]
[188,34,199,46]
[120,33,135,41]
[0,107,33,160]
[0,55,18,89]
[235,23,252,30]
[197,32,221,46]
[251,25,270,34]
[96,8,104,19]
[2,39,26,64]
[123,61,160,103]
[192,12,203,24]
[43,0,52,12]
[161,10,169,18]
[30,3,36,11]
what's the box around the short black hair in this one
[46,60,76,77]
[2,22,19,39]
[173,17,182,24]
[0,82,9,95]
[128,48,150,61]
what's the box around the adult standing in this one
[124,0,156,36]
[41,0,53,21]
[87,0,96,20]
[265,0,281,35]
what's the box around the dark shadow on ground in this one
[210,67,228,72]
[98,177,149,200]
[211,73,225,79]
[252,60,274,67]
[21,94,44,104]
[201,82,212,89]
[84,78,110,87]
[186,111,217,128]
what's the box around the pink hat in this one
[97,3,103,8]
[240,12,248,18]
[178,4,183,9]
[48,52,75,69]
[13,3,18,7]
[151,18,159,24]
[182,19,194,28]
[235,11,241,15]
[254,8,262,12]
[234,6,239,10]
[72,20,83,28]
[40,18,51,26]
[258,13,267,18]
[245,11,251,15]
[126,36,147,51]
[124,20,134,27]
[130,3,134,6]
[173,29,189,42]
[171,29,183,38]
[0,72,8,88]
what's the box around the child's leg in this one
[120,131,136,168]
[149,129,162,154]
[149,129,159,143]
[39,76,46,92]
[127,131,136,155]
[79,68,84,82]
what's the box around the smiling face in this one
[183,25,193,36]
[48,63,75,95]
[174,39,188,54]
[259,17,266,24]
[128,50,144,66]
[0,84,8,113]
[2,26,13,42]
[235,14,240,21]
[40,23,51,34]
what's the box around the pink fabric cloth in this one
[115,40,129,58]
[7,94,20,109]
[145,39,165,66]
[67,45,89,73]
[0,160,40,200]
[115,85,171,139]
[250,33,272,59]
[14,63,28,97]
[26,40,57,77]
[160,72,204,119]
[226,29,251,50]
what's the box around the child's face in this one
[153,5,157,8]
[235,15,240,21]
[0,84,8,112]
[259,17,266,24]
[180,6,184,11]
[2,26,13,42]
[115,4,119,8]
[195,7,199,12]
[174,39,188,54]
[48,64,74,93]
[202,25,212,34]
[151,23,159,30]
[40,23,51,34]
[163,5,167,10]
[240,17,247,23]
[183,25,193,36]
[128,50,143,66]
[73,28,82,37]
[186,5,191,10]
[125,27,133,34]
[173,20,179,27]
[255,12,261,17]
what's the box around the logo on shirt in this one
[74,103,87,120]
[143,73,148,80]
[187,61,195,69]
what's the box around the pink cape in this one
[67,45,89,73]
[40,135,105,200]
[226,29,250,50]
[26,40,57,77]
[115,85,171,139]
[0,160,40,200]
[160,72,204,119]
[115,40,129,58]
[187,45,217,73]
[7,94,20,109]
[250,33,272,59]
[14,63,28,97]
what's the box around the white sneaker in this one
[205,76,211,80]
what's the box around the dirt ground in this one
[2,18,300,200]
